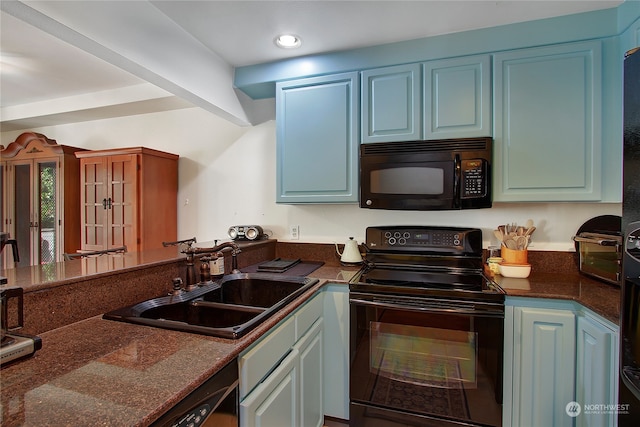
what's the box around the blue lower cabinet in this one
[506,304,576,427]
[504,298,619,427]
[239,294,324,427]
[575,313,619,427]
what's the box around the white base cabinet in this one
[240,347,298,427]
[504,297,619,427]
[240,292,324,427]
[295,320,323,427]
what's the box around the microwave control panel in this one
[461,159,487,198]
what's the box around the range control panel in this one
[365,226,483,255]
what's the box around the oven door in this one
[350,292,503,427]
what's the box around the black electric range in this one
[350,225,504,302]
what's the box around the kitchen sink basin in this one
[103,273,319,339]
[201,275,316,307]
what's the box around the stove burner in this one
[352,226,505,300]
[360,268,485,291]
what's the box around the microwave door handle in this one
[453,154,461,207]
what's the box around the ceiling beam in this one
[1,0,254,126]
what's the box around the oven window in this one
[370,322,477,389]
[370,167,444,195]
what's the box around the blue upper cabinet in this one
[276,72,359,203]
[423,55,491,140]
[493,41,603,202]
[621,14,640,54]
[361,64,421,143]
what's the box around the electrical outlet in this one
[290,225,299,240]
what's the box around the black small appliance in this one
[359,137,492,211]
[1,288,42,367]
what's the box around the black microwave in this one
[360,137,492,210]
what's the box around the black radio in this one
[228,225,264,241]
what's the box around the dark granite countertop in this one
[0,249,621,426]
[493,270,620,325]
[0,240,270,293]
[0,265,353,427]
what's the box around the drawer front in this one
[239,315,296,398]
[295,293,323,340]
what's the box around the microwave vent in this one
[362,138,491,155]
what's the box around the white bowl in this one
[498,263,531,278]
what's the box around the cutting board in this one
[243,259,324,276]
[257,258,301,273]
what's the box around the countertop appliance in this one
[1,288,42,367]
[1,232,20,284]
[349,226,505,427]
[573,215,622,285]
[150,359,238,427]
[228,225,264,241]
[620,47,640,426]
[359,137,492,211]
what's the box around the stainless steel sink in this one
[103,273,319,339]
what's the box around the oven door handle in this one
[349,297,504,317]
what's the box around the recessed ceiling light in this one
[275,34,301,49]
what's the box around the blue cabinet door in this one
[576,313,619,427]
[276,72,359,203]
[423,55,491,139]
[296,319,323,427]
[509,305,576,427]
[361,64,421,143]
[240,349,299,427]
[493,41,602,201]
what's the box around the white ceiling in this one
[0,0,624,129]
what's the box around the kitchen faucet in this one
[182,241,241,290]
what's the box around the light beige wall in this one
[1,107,621,251]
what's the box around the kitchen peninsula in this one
[0,242,621,426]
